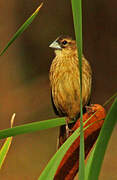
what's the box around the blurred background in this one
[0,0,117,179]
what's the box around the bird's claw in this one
[85,104,94,114]
[66,125,73,138]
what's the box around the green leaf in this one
[0,117,68,140]
[103,91,117,107]
[39,127,81,180]
[85,98,117,180]
[0,3,43,56]
[0,137,13,169]
[38,115,99,180]
[71,0,85,179]
[0,114,15,169]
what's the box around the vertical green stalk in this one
[71,0,85,179]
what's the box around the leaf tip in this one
[35,2,43,13]
[10,113,16,128]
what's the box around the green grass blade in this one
[85,98,117,180]
[0,117,68,140]
[38,117,99,180]
[103,91,117,107]
[39,127,81,180]
[0,114,15,169]
[0,137,13,169]
[71,0,85,179]
[0,3,43,56]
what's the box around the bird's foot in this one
[85,104,94,114]
[66,118,73,138]
[66,126,73,138]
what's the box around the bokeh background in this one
[0,0,117,179]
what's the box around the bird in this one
[49,35,92,137]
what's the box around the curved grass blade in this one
[0,104,99,141]
[0,117,68,140]
[0,90,116,140]
[71,0,85,179]
[85,98,117,180]
[38,117,100,180]
[103,91,117,107]
[0,113,15,169]
[39,127,81,180]
[0,3,43,56]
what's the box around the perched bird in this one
[49,35,92,136]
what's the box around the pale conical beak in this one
[49,40,62,50]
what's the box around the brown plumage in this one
[49,36,92,134]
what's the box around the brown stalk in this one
[54,104,106,180]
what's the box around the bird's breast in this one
[49,54,92,118]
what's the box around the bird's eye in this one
[62,40,68,45]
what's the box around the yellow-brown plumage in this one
[49,36,92,122]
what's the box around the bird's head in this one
[49,35,76,55]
